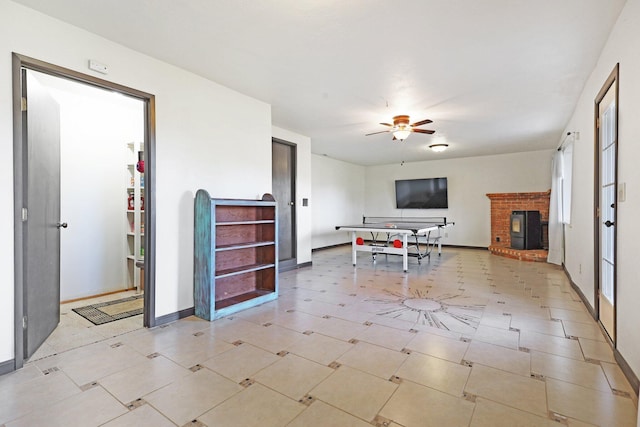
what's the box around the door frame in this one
[593,63,619,345]
[12,53,157,369]
[272,138,298,271]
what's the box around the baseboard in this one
[614,349,640,397]
[562,264,638,396]
[295,261,312,269]
[443,244,487,250]
[0,358,15,376]
[312,242,350,252]
[154,306,195,327]
[562,264,596,319]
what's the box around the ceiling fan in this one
[365,115,435,141]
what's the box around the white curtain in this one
[561,142,573,224]
[547,149,564,264]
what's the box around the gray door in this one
[23,69,62,358]
[272,139,296,270]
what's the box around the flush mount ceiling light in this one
[429,143,449,152]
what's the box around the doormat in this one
[72,295,143,325]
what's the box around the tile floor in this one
[1,246,638,426]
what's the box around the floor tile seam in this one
[466,358,545,382]
[404,335,470,363]
[162,379,248,425]
[9,379,119,426]
[236,334,308,355]
[521,348,588,363]
[249,373,333,405]
[468,394,552,421]
[97,351,173,382]
[348,369,402,425]
[282,348,350,369]
[389,375,471,402]
[200,354,280,385]
[546,316,596,325]
[543,382,617,427]
[336,353,410,382]
[0,384,64,426]
[528,347,606,368]
[166,329,242,351]
[114,402,177,426]
[464,343,532,365]
[25,338,119,370]
[195,361,249,386]
[87,381,135,420]
[289,392,388,426]
[466,356,533,379]
[353,337,413,354]
[121,339,183,359]
[511,327,567,338]
[530,367,617,396]
[546,375,637,403]
[149,384,245,425]
[469,337,520,352]
[350,336,414,353]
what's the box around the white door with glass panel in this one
[598,79,616,342]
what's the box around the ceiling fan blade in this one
[365,130,391,136]
[379,122,393,127]
[410,119,433,127]
[412,129,436,134]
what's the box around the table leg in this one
[403,234,408,272]
[351,231,357,266]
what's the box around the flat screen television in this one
[395,177,448,209]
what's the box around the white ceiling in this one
[13,0,627,165]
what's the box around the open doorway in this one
[27,70,144,359]
[12,54,156,369]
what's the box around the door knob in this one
[289,201,294,206]
[56,222,68,229]
[604,220,614,228]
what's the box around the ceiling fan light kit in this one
[429,143,449,152]
[366,115,435,142]
[393,128,412,141]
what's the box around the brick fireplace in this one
[486,191,550,262]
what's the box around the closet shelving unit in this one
[125,141,144,292]
[194,189,278,320]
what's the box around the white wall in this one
[362,150,554,247]
[34,72,144,301]
[272,126,312,265]
[0,0,311,365]
[311,154,365,248]
[562,0,640,381]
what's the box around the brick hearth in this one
[486,191,550,262]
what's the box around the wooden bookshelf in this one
[194,189,278,320]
